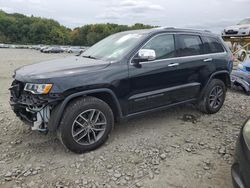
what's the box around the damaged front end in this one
[9,80,62,132]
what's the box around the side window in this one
[204,37,225,53]
[176,35,203,57]
[142,34,175,60]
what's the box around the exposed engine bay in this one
[9,80,61,132]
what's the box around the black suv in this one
[10,28,233,153]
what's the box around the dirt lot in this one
[0,49,249,188]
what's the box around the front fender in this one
[47,88,122,132]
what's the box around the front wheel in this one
[58,97,114,153]
[198,79,226,114]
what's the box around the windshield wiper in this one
[82,55,97,59]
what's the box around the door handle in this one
[203,58,213,62]
[168,63,179,67]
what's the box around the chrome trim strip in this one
[129,82,201,100]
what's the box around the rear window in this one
[203,37,225,53]
[176,35,203,57]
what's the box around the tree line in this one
[0,10,154,46]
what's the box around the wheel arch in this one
[199,70,230,100]
[48,88,123,132]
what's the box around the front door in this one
[127,33,206,114]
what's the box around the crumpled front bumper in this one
[231,70,250,93]
[9,80,62,130]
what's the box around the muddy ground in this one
[0,49,249,188]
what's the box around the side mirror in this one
[138,49,156,61]
[132,49,156,66]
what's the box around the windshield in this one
[238,18,250,25]
[81,32,144,61]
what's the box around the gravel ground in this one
[0,49,249,188]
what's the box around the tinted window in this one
[142,34,175,60]
[203,37,225,53]
[176,35,203,57]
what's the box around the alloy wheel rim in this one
[71,109,107,145]
[209,86,224,109]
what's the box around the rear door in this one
[202,36,229,70]
[173,34,210,98]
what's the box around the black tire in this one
[239,52,247,62]
[58,96,114,153]
[198,79,226,114]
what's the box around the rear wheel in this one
[58,97,114,153]
[198,79,226,114]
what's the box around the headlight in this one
[24,83,53,94]
[243,119,250,150]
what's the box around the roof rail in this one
[154,26,175,30]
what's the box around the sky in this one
[0,0,250,33]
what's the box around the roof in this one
[119,27,216,37]
[150,27,214,35]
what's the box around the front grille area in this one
[225,30,238,35]
[9,80,49,106]
[9,80,25,101]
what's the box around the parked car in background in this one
[42,46,64,53]
[232,118,250,188]
[231,59,250,95]
[67,46,85,53]
[10,28,233,153]
[222,18,250,37]
[40,46,48,52]
[0,43,9,48]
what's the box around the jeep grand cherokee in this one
[10,28,233,153]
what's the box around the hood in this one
[15,56,111,81]
[225,24,250,31]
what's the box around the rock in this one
[82,179,88,185]
[148,170,154,179]
[27,181,35,187]
[76,163,81,169]
[5,177,12,181]
[135,182,142,187]
[203,166,210,170]
[182,114,197,123]
[218,147,226,155]
[32,170,38,175]
[23,170,31,177]
[185,148,192,152]
[107,164,112,169]
[120,179,127,185]
[199,142,205,146]
[75,179,80,184]
[171,144,180,148]
[114,172,122,178]
[204,159,211,166]
[5,171,12,177]
[151,158,160,165]
[159,153,166,160]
